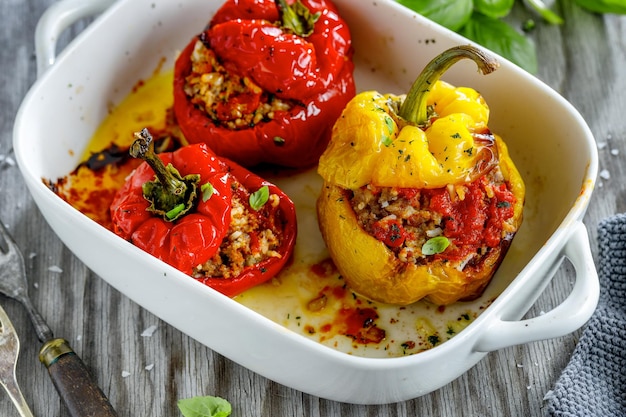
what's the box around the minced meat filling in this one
[350,167,516,268]
[184,39,293,130]
[193,178,283,279]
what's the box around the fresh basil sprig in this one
[397,0,535,72]
[396,0,626,74]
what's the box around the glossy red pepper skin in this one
[110,143,297,296]
[110,144,232,272]
[173,0,355,168]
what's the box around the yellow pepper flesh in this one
[318,82,495,190]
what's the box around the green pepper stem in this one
[398,45,500,126]
[130,129,186,196]
[275,0,320,37]
[130,128,199,221]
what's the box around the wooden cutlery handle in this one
[39,338,118,417]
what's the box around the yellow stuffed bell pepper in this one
[317,45,525,306]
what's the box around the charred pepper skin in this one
[173,0,355,168]
[110,140,297,297]
[317,46,525,306]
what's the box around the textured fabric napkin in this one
[544,214,626,416]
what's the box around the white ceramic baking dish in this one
[14,0,599,404]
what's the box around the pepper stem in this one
[130,128,200,221]
[275,0,320,37]
[398,45,500,126]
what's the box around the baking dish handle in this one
[474,221,599,352]
[35,0,116,78]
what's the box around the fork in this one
[0,220,118,417]
[0,303,34,417]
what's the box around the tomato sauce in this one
[426,176,516,261]
[306,258,386,346]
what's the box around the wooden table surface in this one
[0,0,624,416]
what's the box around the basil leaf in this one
[249,185,270,211]
[422,236,450,255]
[474,0,515,18]
[201,182,214,202]
[396,0,473,31]
[574,0,626,14]
[459,13,538,74]
[177,395,232,417]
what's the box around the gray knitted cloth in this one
[544,214,626,416]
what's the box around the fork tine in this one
[0,221,51,342]
[0,303,17,336]
[0,304,35,417]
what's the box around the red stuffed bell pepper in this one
[173,0,355,168]
[110,128,297,296]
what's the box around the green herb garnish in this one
[249,185,270,210]
[428,334,441,346]
[201,182,214,202]
[422,236,450,255]
[384,115,395,134]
